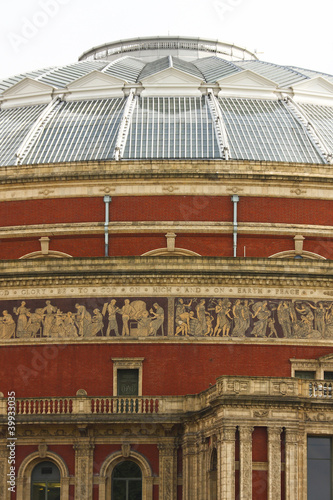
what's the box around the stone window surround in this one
[112,358,145,396]
[16,450,70,500]
[290,355,333,379]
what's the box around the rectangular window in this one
[295,370,316,379]
[324,372,333,380]
[307,437,332,500]
[117,369,139,396]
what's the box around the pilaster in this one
[158,441,177,500]
[74,440,94,500]
[285,429,299,500]
[268,427,282,500]
[239,426,253,500]
[219,425,236,500]
[182,435,197,500]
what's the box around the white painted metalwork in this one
[207,89,230,159]
[284,96,333,164]
[218,97,324,164]
[114,89,137,160]
[15,96,64,165]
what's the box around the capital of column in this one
[239,426,254,442]
[285,429,299,444]
[268,427,283,441]
[158,441,177,456]
[222,425,237,442]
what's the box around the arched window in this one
[112,460,142,500]
[31,461,61,500]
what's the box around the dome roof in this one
[0,36,333,166]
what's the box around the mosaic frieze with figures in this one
[0,296,332,341]
[0,297,167,340]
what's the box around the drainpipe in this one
[103,196,112,257]
[231,195,239,257]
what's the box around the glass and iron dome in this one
[0,36,333,166]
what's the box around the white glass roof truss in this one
[207,90,231,159]
[283,97,333,164]
[114,89,137,160]
[15,96,64,165]
[0,105,47,166]
[23,98,126,164]
[123,96,220,159]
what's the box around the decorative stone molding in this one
[112,358,144,396]
[268,427,282,500]
[99,450,153,500]
[239,426,253,500]
[74,440,95,500]
[16,450,70,500]
[285,429,299,500]
[158,441,178,500]
[219,425,236,500]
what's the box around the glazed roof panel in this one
[36,60,109,88]
[0,105,47,165]
[138,56,203,81]
[193,57,241,83]
[22,98,126,164]
[102,57,146,83]
[218,98,324,163]
[0,68,55,93]
[299,103,333,153]
[236,60,308,87]
[289,67,333,85]
[123,96,220,159]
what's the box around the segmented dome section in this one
[36,60,109,88]
[0,105,47,166]
[192,57,242,83]
[103,57,146,83]
[123,96,220,159]
[299,104,333,153]
[23,98,126,164]
[218,98,325,163]
[0,67,55,93]
[236,60,308,87]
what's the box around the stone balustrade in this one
[0,376,331,419]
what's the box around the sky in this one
[0,0,333,80]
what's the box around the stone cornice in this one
[1,159,333,185]
[1,221,333,239]
[0,256,332,280]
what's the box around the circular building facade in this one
[0,36,333,500]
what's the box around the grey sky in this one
[0,0,333,80]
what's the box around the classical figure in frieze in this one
[0,311,15,339]
[251,301,271,338]
[42,300,57,337]
[74,303,92,337]
[149,303,164,335]
[102,299,120,336]
[13,301,30,337]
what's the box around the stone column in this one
[182,436,197,500]
[218,425,236,500]
[239,426,253,500]
[74,440,94,500]
[297,429,307,500]
[268,427,282,500]
[158,441,177,500]
[285,429,298,500]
